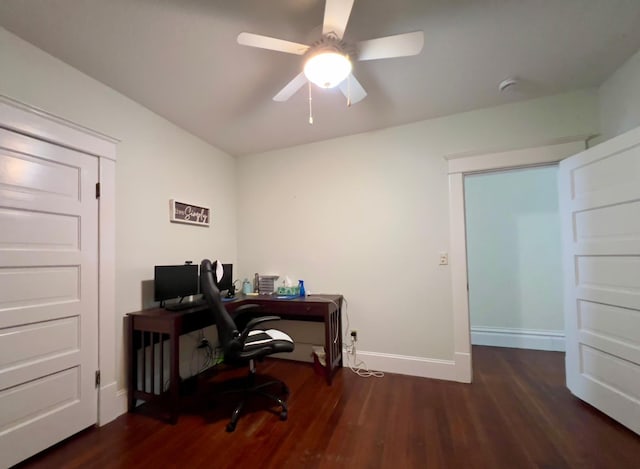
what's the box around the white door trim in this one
[0,95,120,425]
[0,95,116,160]
[445,139,588,382]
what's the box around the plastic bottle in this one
[298,279,305,297]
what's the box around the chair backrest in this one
[200,259,242,355]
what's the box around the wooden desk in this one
[126,294,343,423]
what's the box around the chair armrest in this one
[239,315,281,343]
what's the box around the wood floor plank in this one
[13,346,640,469]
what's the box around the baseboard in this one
[471,326,565,352]
[99,381,128,426]
[347,349,471,383]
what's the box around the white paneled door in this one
[0,128,99,467]
[559,126,640,435]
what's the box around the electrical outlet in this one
[439,252,448,265]
[350,330,358,342]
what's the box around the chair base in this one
[217,373,290,432]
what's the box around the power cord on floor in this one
[341,297,384,378]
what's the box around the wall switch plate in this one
[439,252,449,265]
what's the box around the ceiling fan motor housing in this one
[306,34,355,60]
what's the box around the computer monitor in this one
[216,263,233,293]
[154,264,199,303]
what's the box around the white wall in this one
[0,28,237,394]
[237,90,598,371]
[599,47,640,141]
[465,166,565,350]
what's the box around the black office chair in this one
[200,259,294,432]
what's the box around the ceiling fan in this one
[237,0,424,106]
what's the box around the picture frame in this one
[169,199,210,227]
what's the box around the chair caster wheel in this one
[280,410,288,421]
[226,422,236,432]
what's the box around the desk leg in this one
[324,311,332,385]
[324,305,343,385]
[337,304,343,368]
[325,307,343,385]
[126,316,135,412]
[169,324,180,424]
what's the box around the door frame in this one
[445,137,588,383]
[0,95,120,425]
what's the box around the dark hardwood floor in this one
[15,346,640,469]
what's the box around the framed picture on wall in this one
[169,199,210,227]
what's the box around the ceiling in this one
[1,0,640,156]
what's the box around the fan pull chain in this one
[347,75,352,107]
[308,81,314,124]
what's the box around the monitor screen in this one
[154,264,199,302]
[216,263,233,292]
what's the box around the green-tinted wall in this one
[465,166,563,332]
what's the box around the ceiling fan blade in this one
[322,0,355,39]
[357,31,424,61]
[338,74,367,105]
[237,32,310,55]
[273,72,308,102]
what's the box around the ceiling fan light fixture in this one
[304,51,352,89]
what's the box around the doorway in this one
[464,165,565,351]
[445,139,586,382]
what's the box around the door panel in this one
[559,126,640,435]
[0,207,80,250]
[0,318,79,368]
[0,143,81,199]
[0,128,98,467]
[0,368,81,430]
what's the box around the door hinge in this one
[95,182,101,199]
[95,370,101,388]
